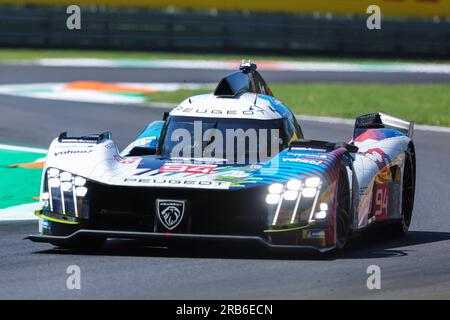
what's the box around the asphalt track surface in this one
[0,65,450,299]
[2,64,450,84]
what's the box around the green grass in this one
[145,83,450,127]
[0,149,43,209]
[0,48,448,64]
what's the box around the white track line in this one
[0,203,39,221]
[297,115,450,133]
[0,144,45,221]
[16,58,450,74]
[413,124,450,133]
[297,115,355,126]
[0,144,47,154]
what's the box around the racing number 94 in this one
[373,181,389,219]
[159,163,217,174]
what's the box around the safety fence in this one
[0,6,449,57]
[2,0,450,18]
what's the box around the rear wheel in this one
[335,166,351,250]
[391,148,415,236]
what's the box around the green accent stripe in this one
[35,211,80,225]
[264,222,315,233]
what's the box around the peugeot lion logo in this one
[156,199,185,230]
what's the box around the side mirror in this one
[128,146,157,156]
[138,120,164,142]
[163,112,170,121]
[120,120,164,157]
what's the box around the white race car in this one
[27,62,416,253]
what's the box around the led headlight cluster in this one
[314,203,328,219]
[42,168,88,217]
[303,176,320,198]
[266,177,328,225]
[265,177,320,205]
[266,183,284,204]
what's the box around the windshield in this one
[159,116,287,164]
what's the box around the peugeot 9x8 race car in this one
[26,62,416,253]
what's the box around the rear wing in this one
[354,112,414,138]
[58,131,111,144]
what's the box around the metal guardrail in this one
[0,6,449,58]
[3,0,450,18]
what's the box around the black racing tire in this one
[391,147,415,236]
[335,165,351,250]
[51,237,106,250]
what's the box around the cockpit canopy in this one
[214,62,273,97]
[122,61,304,161]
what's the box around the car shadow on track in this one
[36,240,330,261]
[339,230,450,259]
[33,230,450,261]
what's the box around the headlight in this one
[268,183,283,194]
[47,168,60,177]
[74,176,86,186]
[305,177,321,188]
[265,193,281,205]
[302,187,316,198]
[60,172,72,181]
[313,203,329,219]
[48,178,60,188]
[314,210,327,219]
[283,190,298,201]
[43,168,89,218]
[75,186,88,197]
[61,181,73,192]
[268,177,324,226]
[286,179,301,191]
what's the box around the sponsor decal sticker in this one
[158,163,217,174]
[373,181,389,219]
[54,149,93,157]
[156,199,185,230]
[282,157,324,166]
[124,177,231,189]
[113,154,139,164]
[365,148,390,169]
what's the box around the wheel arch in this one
[408,141,416,189]
[334,160,352,249]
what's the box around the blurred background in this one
[0,0,449,58]
[1,1,450,300]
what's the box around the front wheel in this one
[391,148,415,236]
[335,166,351,250]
